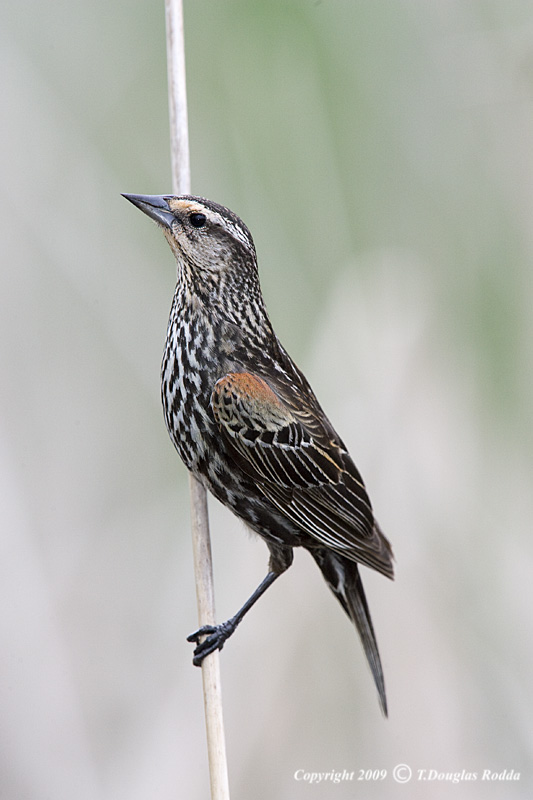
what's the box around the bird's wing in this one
[211,372,393,577]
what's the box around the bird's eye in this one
[189,212,207,228]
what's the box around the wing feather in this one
[211,371,393,578]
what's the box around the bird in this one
[123,193,394,715]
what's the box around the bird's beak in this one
[122,193,175,229]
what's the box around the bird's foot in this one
[187,620,236,666]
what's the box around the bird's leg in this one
[187,571,279,666]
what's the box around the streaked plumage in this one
[123,193,394,715]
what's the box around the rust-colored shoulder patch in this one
[217,372,283,405]
[212,372,294,430]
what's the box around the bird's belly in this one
[162,386,214,472]
[161,337,303,551]
[162,375,302,550]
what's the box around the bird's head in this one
[123,193,257,278]
[123,192,272,333]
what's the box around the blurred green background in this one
[1,1,532,798]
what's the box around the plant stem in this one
[164,2,230,797]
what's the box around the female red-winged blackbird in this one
[123,194,394,715]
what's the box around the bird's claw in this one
[187,621,235,666]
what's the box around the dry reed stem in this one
[164,1,230,797]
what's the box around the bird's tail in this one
[311,548,388,716]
